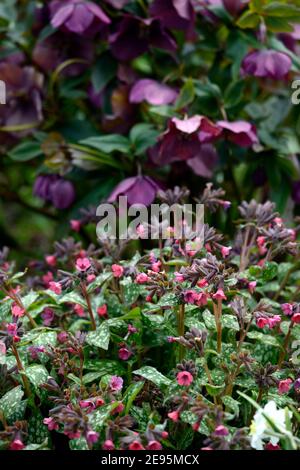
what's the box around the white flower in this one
[250,400,292,450]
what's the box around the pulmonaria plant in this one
[0,183,300,451]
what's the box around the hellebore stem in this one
[278,321,294,368]
[177,303,185,361]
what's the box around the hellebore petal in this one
[241,49,292,80]
[187,144,218,178]
[217,120,259,147]
[129,79,178,105]
[108,176,159,206]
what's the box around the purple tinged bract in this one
[217,120,259,147]
[34,174,76,209]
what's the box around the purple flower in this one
[33,32,94,76]
[149,115,221,166]
[129,79,178,106]
[217,120,258,147]
[34,175,76,209]
[222,0,249,16]
[150,0,195,35]
[28,346,46,360]
[109,15,177,62]
[108,175,159,206]
[109,375,123,392]
[41,308,55,326]
[186,144,218,178]
[241,49,292,80]
[0,62,43,137]
[50,0,110,36]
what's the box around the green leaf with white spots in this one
[133,366,171,388]
[22,291,40,310]
[0,386,24,420]
[69,437,89,450]
[123,381,145,414]
[86,322,110,350]
[0,299,12,321]
[58,292,86,307]
[28,411,50,444]
[25,365,48,388]
[222,396,240,418]
[202,309,216,330]
[121,278,141,305]
[89,403,117,431]
[222,315,240,331]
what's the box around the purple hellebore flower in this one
[149,115,221,167]
[109,375,124,392]
[150,0,195,35]
[34,174,76,209]
[0,62,43,137]
[33,32,94,76]
[241,49,292,80]
[292,181,300,204]
[129,79,178,106]
[222,0,249,16]
[109,15,177,62]
[51,0,111,36]
[108,175,159,206]
[217,120,258,147]
[186,144,218,178]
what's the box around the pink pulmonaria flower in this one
[43,417,59,431]
[128,324,138,334]
[86,430,99,445]
[28,346,45,360]
[197,279,208,288]
[268,315,281,329]
[97,304,108,317]
[65,431,81,439]
[168,410,180,422]
[7,323,18,337]
[248,281,257,294]
[103,439,115,450]
[49,281,62,295]
[118,347,132,361]
[76,257,91,271]
[175,272,185,282]
[70,219,81,232]
[0,341,6,355]
[112,264,124,278]
[221,246,232,258]
[10,439,25,450]
[177,371,193,386]
[151,261,161,273]
[109,375,123,392]
[129,440,145,450]
[45,255,57,267]
[41,307,55,326]
[292,313,300,324]
[256,317,269,329]
[212,289,227,301]
[42,271,54,286]
[195,292,208,306]
[87,273,96,283]
[74,304,85,317]
[135,273,149,284]
[57,331,69,343]
[201,447,213,451]
[257,236,267,255]
[11,303,25,318]
[214,425,229,436]
[183,290,199,304]
[147,440,162,450]
[136,224,146,238]
[278,378,293,395]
